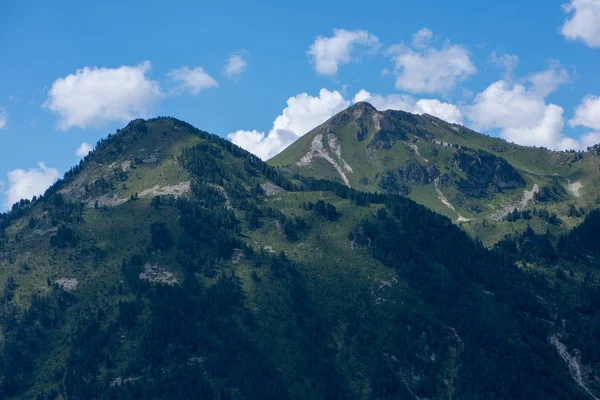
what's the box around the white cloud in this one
[167,66,219,95]
[561,0,600,47]
[76,142,94,158]
[412,28,434,48]
[388,29,476,94]
[353,89,464,124]
[525,62,569,98]
[5,162,60,208]
[569,95,600,148]
[228,89,350,160]
[225,52,248,79]
[581,132,600,149]
[570,94,600,130]
[489,51,520,80]
[415,99,464,125]
[308,29,379,75]
[466,72,580,150]
[0,108,6,129]
[44,61,162,130]
[352,89,415,112]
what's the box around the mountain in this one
[269,102,600,245]
[0,117,599,399]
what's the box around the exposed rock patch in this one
[208,183,231,209]
[434,177,471,223]
[296,133,352,187]
[232,249,244,264]
[139,263,178,285]
[55,278,78,291]
[261,182,284,197]
[87,193,128,208]
[110,377,141,388]
[139,182,191,198]
[87,182,190,208]
[488,184,539,222]
[568,179,583,198]
[263,246,276,254]
[32,227,59,237]
[551,334,598,400]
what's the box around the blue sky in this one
[1,0,600,209]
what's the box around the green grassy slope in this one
[269,102,600,245]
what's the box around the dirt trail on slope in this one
[551,334,598,399]
[434,178,471,223]
[405,142,429,163]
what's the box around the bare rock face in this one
[55,278,78,291]
[378,161,440,195]
[396,160,440,185]
[260,182,284,197]
[139,264,178,285]
[454,149,525,198]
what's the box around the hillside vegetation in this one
[270,102,600,245]
[0,117,599,399]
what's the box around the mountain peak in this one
[270,102,593,244]
[348,101,378,112]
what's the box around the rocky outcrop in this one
[378,160,439,195]
[454,149,525,198]
[397,160,440,185]
[379,172,411,196]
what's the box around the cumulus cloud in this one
[225,52,248,79]
[387,29,476,94]
[308,29,379,75]
[352,89,414,112]
[44,61,162,130]
[561,0,600,47]
[489,51,520,80]
[526,62,570,98]
[581,132,600,149]
[415,99,464,125]
[228,89,350,160]
[4,162,60,208]
[412,28,434,48]
[570,94,600,130]
[167,66,219,95]
[569,95,600,148]
[353,89,464,124]
[0,108,6,130]
[76,142,94,158]
[466,67,581,150]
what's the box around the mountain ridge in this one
[269,102,600,244]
